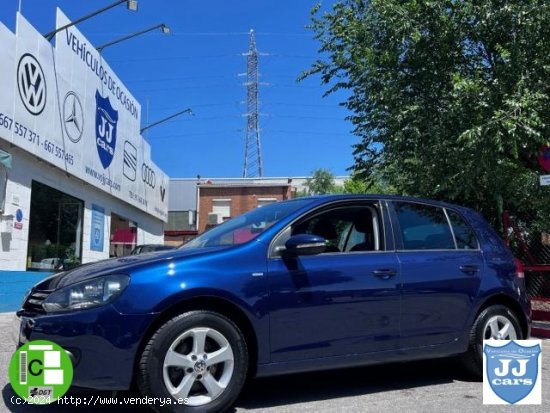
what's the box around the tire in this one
[137,311,248,413]
[461,304,523,377]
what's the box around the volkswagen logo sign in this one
[142,164,156,188]
[17,53,46,116]
[63,92,84,143]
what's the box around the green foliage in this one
[304,0,550,229]
[305,168,336,194]
[342,177,367,194]
[340,173,398,194]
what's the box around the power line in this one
[108,53,316,64]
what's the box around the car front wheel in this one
[461,304,523,377]
[137,311,248,413]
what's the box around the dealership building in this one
[0,11,168,272]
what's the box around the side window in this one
[288,204,383,254]
[394,202,455,250]
[446,209,479,250]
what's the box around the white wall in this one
[0,144,164,271]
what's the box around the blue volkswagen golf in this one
[16,195,531,412]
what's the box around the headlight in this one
[42,274,130,313]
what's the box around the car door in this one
[267,201,401,362]
[389,201,483,348]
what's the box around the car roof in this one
[300,194,473,212]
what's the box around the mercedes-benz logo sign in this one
[63,92,84,143]
[17,53,46,116]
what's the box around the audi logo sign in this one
[142,164,156,188]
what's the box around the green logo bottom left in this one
[9,340,73,404]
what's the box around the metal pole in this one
[96,24,167,52]
[140,108,193,134]
[44,0,130,41]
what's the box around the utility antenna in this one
[242,29,263,177]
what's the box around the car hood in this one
[38,247,229,290]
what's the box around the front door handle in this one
[460,265,479,275]
[372,269,397,280]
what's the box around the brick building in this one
[197,183,294,233]
[166,176,349,242]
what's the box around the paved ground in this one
[1,312,548,412]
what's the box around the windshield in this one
[182,198,314,249]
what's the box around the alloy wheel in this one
[483,315,518,340]
[162,327,234,407]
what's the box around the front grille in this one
[23,290,52,313]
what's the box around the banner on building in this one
[90,204,105,252]
[0,11,168,222]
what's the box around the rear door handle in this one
[460,265,479,275]
[372,269,397,279]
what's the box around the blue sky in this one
[0,0,354,178]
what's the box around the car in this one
[130,244,177,255]
[15,195,531,412]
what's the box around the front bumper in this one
[15,305,157,390]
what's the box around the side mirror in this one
[284,234,327,256]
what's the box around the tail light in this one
[514,258,525,279]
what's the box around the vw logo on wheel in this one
[142,164,156,188]
[17,53,47,116]
[63,92,84,143]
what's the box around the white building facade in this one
[0,10,168,271]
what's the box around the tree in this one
[305,168,336,194]
[342,176,367,194]
[341,172,397,194]
[304,0,550,229]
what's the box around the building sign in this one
[90,204,105,252]
[0,11,168,222]
[14,208,23,230]
[540,175,550,186]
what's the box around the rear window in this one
[394,202,455,250]
[447,209,479,250]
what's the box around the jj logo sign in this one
[95,90,118,169]
[483,340,542,404]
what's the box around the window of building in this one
[27,181,83,271]
[166,210,195,231]
[212,199,231,219]
[257,198,277,208]
[110,213,137,258]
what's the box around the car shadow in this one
[235,357,478,410]
[2,357,477,412]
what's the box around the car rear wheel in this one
[137,311,248,413]
[461,304,522,377]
